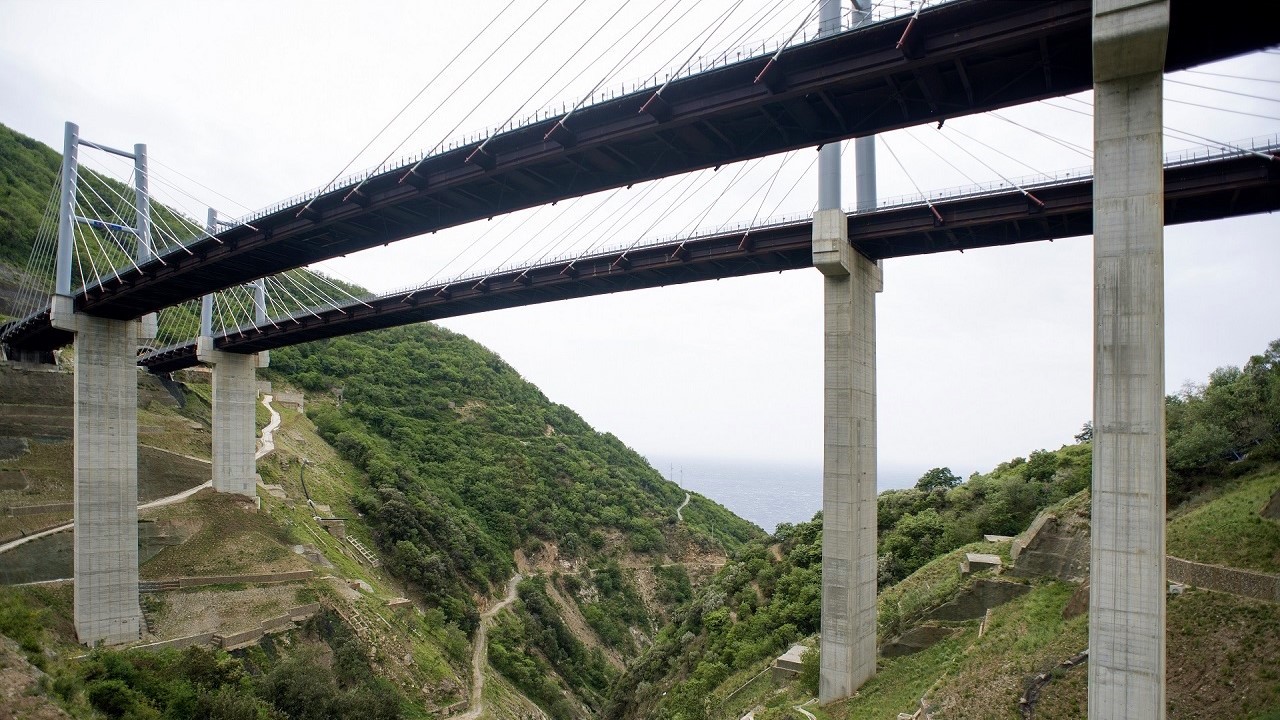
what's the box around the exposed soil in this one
[0,637,69,720]
[456,573,521,720]
[144,584,306,641]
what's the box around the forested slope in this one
[604,338,1280,719]
[269,326,760,634]
[0,121,761,718]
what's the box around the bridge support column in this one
[1090,1,1169,718]
[815,208,880,703]
[50,294,143,646]
[198,337,267,497]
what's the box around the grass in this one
[1036,588,1280,720]
[139,491,306,579]
[136,400,212,461]
[797,628,975,720]
[925,581,1088,720]
[1167,466,1280,574]
[878,539,1012,639]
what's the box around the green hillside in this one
[2,116,1279,720]
[604,337,1280,720]
[0,123,60,271]
[0,120,761,719]
[268,325,760,635]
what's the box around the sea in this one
[648,455,922,534]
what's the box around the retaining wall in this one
[141,570,314,591]
[1167,557,1280,603]
[5,502,73,517]
[133,602,321,653]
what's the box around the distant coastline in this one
[650,455,922,534]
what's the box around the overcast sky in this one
[2,0,1277,489]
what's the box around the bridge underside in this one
[34,0,1275,323]
[130,151,1278,373]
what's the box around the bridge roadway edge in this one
[28,0,1272,324]
[124,150,1280,374]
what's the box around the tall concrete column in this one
[51,295,143,645]
[815,209,881,703]
[1090,1,1169,718]
[198,338,267,497]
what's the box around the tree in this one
[915,467,961,492]
[1074,421,1093,443]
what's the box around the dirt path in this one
[256,394,281,460]
[677,492,690,522]
[456,573,522,720]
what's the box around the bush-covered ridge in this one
[604,337,1280,719]
[269,324,761,635]
[0,124,60,271]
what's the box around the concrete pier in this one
[198,337,267,497]
[1090,1,1169,717]
[814,208,881,702]
[50,295,143,645]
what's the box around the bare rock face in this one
[1062,578,1090,620]
[927,579,1031,622]
[1262,487,1280,521]
[1011,509,1090,582]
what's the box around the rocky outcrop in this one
[882,624,960,657]
[928,579,1031,622]
[1011,506,1090,582]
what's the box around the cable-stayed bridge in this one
[2,0,1278,715]
[132,138,1280,372]
[0,0,1272,340]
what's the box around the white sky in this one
[2,0,1277,485]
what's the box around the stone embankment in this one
[1166,557,1280,603]
[131,602,322,653]
[138,569,315,592]
[1012,496,1280,604]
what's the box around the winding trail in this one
[256,394,281,460]
[456,573,522,720]
[0,394,282,557]
[676,492,691,522]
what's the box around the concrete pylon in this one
[50,295,144,645]
[814,208,881,703]
[1090,1,1169,718]
[198,337,267,497]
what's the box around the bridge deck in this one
[56,0,1279,320]
[133,150,1279,373]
